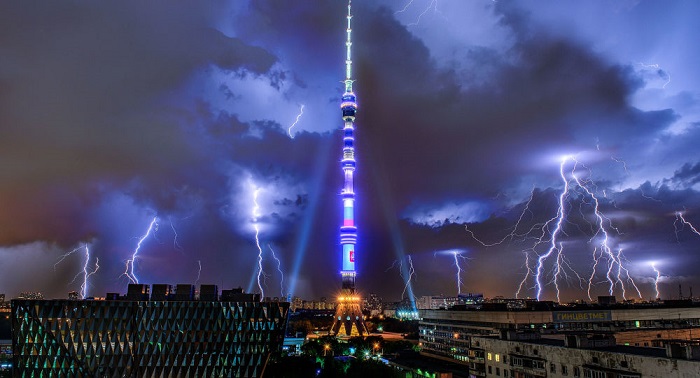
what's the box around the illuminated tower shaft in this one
[340,5,358,291]
[332,0,367,337]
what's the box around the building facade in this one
[11,285,289,377]
[419,302,700,377]
[469,335,700,378]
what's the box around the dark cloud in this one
[0,1,699,302]
[670,162,700,188]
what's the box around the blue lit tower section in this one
[332,0,368,337]
[340,88,357,287]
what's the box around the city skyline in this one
[1,1,700,302]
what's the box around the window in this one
[583,369,606,378]
[503,356,508,364]
[592,356,599,364]
[488,366,492,374]
[495,354,500,362]
[533,349,538,355]
[488,352,492,361]
[562,365,568,375]
[550,363,556,373]
[574,366,580,377]
[496,367,500,376]
[620,361,628,368]
[504,370,509,377]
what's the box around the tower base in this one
[330,289,368,337]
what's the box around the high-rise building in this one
[331,0,368,337]
[11,284,289,377]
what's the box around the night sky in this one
[1,0,699,303]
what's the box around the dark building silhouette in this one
[11,284,289,377]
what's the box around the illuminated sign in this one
[349,251,354,262]
[552,310,612,323]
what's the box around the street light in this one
[373,342,380,358]
[324,344,331,356]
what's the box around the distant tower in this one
[331,0,368,337]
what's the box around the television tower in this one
[331,0,368,337]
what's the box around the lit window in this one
[487,352,492,361]
[495,354,500,362]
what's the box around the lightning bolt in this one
[385,259,401,272]
[195,260,202,286]
[268,244,285,298]
[675,211,700,238]
[251,185,266,298]
[170,217,183,252]
[54,246,85,272]
[570,158,640,301]
[123,217,159,284]
[468,155,641,302]
[515,250,537,299]
[533,158,572,302]
[466,187,540,247]
[611,156,628,175]
[638,62,671,89]
[403,256,416,300]
[395,0,445,26]
[451,251,470,295]
[80,245,99,299]
[287,104,304,139]
[55,243,99,299]
[651,262,661,300]
[386,256,417,302]
[395,0,416,13]
[466,188,541,299]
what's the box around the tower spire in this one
[345,0,354,92]
[331,0,367,337]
